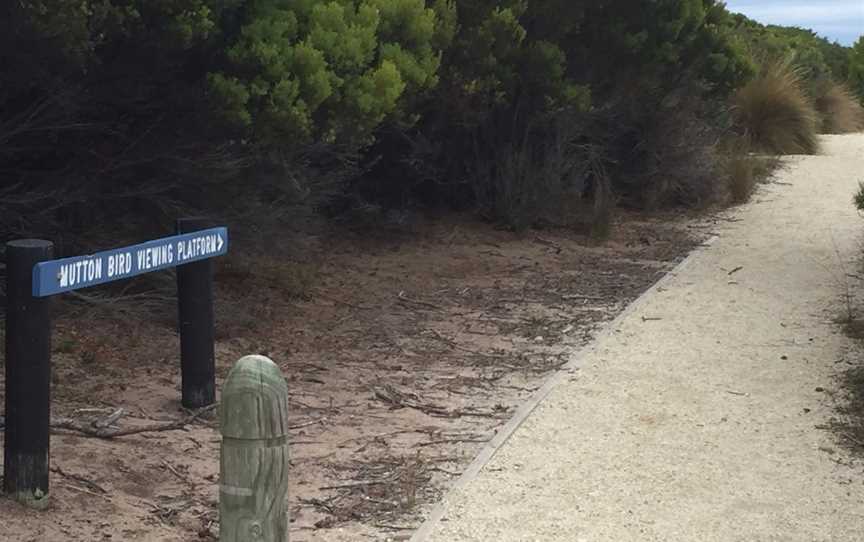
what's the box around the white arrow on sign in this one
[217,234,224,251]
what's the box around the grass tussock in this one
[814,82,864,134]
[733,61,820,155]
[727,153,756,204]
[723,152,781,204]
[716,133,780,205]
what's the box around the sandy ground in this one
[415,134,864,541]
[0,202,707,537]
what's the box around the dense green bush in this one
[363,0,754,226]
[208,0,454,149]
[0,0,858,243]
[850,37,864,102]
[727,16,850,86]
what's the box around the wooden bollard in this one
[220,355,290,541]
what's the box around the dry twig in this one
[397,291,444,311]
[52,404,218,438]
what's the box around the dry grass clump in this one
[814,82,864,134]
[725,153,781,204]
[733,61,820,155]
[717,131,782,205]
[727,153,756,204]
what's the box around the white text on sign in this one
[57,233,224,289]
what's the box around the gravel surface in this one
[414,134,864,541]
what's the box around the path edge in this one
[409,234,719,542]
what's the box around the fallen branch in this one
[561,293,607,301]
[374,523,414,531]
[289,417,328,430]
[372,385,505,419]
[94,408,125,429]
[373,385,451,417]
[60,483,112,501]
[397,291,444,311]
[426,330,510,359]
[161,459,187,482]
[319,479,393,491]
[52,404,218,438]
[416,437,490,448]
[51,465,107,494]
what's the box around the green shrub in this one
[847,36,864,102]
[815,82,864,134]
[733,60,820,155]
[727,15,851,91]
[362,0,751,229]
[208,0,453,150]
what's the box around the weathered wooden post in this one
[4,239,53,508]
[220,355,290,542]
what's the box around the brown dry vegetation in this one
[815,83,864,134]
[733,61,820,155]
[722,150,781,205]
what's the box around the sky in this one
[724,0,864,46]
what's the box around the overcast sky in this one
[724,0,864,46]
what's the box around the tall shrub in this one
[362,0,752,226]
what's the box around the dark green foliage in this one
[850,37,864,102]
[1,0,858,243]
[727,14,855,95]
[361,0,751,227]
[572,1,753,97]
[0,0,234,242]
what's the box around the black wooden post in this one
[4,239,53,508]
[176,218,216,408]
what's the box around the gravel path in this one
[413,134,864,541]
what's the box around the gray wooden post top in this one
[220,355,290,542]
[221,355,289,440]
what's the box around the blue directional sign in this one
[32,227,228,297]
